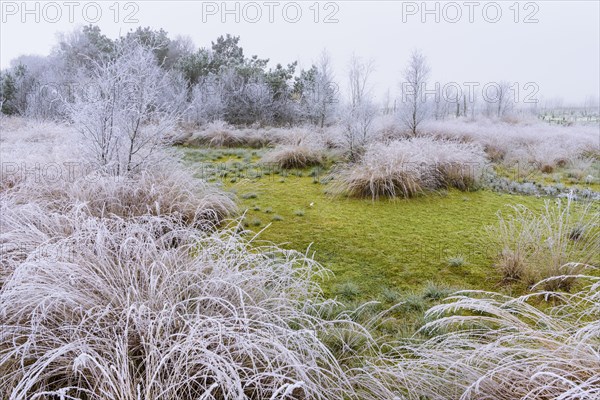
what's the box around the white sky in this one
[1,1,599,105]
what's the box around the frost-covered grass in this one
[0,118,397,399]
[328,138,488,199]
[186,121,338,151]
[188,120,276,148]
[486,196,600,290]
[391,275,600,399]
[261,144,327,169]
[0,119,236,222]
[422,118,599,173]
[0,210,398,399]
[4,116,599,399]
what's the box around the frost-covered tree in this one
[188,75,226,125]
[400,49,430,135]
[69,40,180,174]
[342,55,377,161]
[1,58,48,117]
[296,50,338,127]
[483,80,514,118]
[220,67,274,125]
[55,25,115,74]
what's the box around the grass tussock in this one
[391,275,600,399]
[188,121,276,148]
[0,212,394,399]
[329,138,487,199]
[4,164,237,229]
[261,145,327,169]
[486,195,599,290]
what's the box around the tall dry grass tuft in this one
[329,138,487,199]
[389,275,600,399]
[188,121,277,148]
[0,211,399,399]
[7,165,236,229]
[261,144,327,169]
[0,117,237,230]
[486,196,599,290]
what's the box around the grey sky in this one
[1,1,598,105]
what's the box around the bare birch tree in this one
[342,55,377,161]
[400,50,430,135]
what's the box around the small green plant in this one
[309,167,322,178]
[252,205,261,211]
[381,287,401,303]
[264,207,274,214]
[250,217,262,227]
[569,224,585,241]
[294,210,305,217]
[241,192,258,199]
[335,282,361,300]
[400,294,427,312]
[272,215,284,221]
[422,281,452,301]
[447,255,466,267]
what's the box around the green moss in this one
[225,173,545,298]
[181,148,546,302]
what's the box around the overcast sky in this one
[1,1,598,105]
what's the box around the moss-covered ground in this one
[180,146,547,302]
